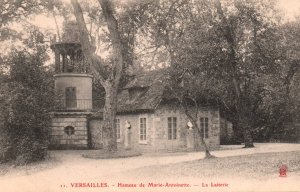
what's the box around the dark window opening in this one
[65,87,77,108]
[200,117,209,138]
[115,119,120,140]
[168,117,177,140]
[64,126,75,136]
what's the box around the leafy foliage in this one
[0,39,55,164]
[143,0,299,144]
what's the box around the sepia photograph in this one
[0,0,299,191]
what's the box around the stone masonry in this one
[49,115,89,149]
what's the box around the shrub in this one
[0,48,55,165]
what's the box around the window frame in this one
[139,116,147,144]
[115,119,121,142]
[64,126,75,136]
[200,117,209,139]
[167,117,177,140]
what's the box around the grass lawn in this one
[124,151,300,180]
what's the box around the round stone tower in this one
[49,21,93,149]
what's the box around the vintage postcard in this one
[0,0,299,192]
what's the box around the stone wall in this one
[86,105,220,152]
[89,113,156,151]
[49,114,89,149]
[209,109,221,149]
[220,118,234,144]
[153,106,188,151]
[154,105,220,151]
[111,105,220,152]
[89,119,103,149]
[115,113,155,151]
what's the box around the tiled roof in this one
[117,69,168,113]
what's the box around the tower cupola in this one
[50,21,90,74]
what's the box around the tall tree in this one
[211,0,283,147]
[255,19,300,141]
[71,0,125,152]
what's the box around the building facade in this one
[48,22,222,151]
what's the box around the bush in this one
[0,48,55,165]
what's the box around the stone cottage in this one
[89,70,221,152]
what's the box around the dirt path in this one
[0,143,299,192]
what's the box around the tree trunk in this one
[243,129,254,148]
[99,0,124,152]
[238,101,255,148]
[102,84,118,152]
[71,0,124,153]
[194,125,215,159]
[188,115,215,159]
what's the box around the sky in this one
[4,0,300,57]
[278,0,300,20]
[30,0,300,31]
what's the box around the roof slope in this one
[117,70,167,113]
[123,70,166,89]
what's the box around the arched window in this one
[64,126,75,136]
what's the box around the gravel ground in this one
[123,151,300,180]
[0,143,299,192]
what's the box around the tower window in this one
[64,126,75,136]
[65,87,77,108]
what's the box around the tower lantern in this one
[50,21,89,74]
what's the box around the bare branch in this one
[71,0,106,85]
